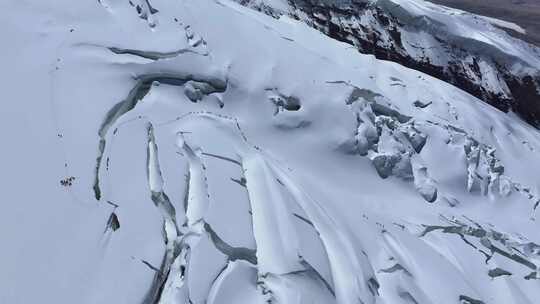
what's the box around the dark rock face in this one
[238,0,540,128]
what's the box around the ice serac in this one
[3,0,540,303]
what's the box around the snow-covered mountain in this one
[1,0,540,303]
[237,0,540,128]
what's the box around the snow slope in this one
[1,0,540,303]
[475,16,526,35]
[237,0,540,127]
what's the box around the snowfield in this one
[1,0,540,303]
[237,0,540,127]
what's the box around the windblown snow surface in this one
[1,0,540,303]
[238,0,540,127]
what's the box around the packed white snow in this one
[479,16,527,35]
[1,0,540,303]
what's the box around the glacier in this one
[1,0,539,303]
[238,0,540,127]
